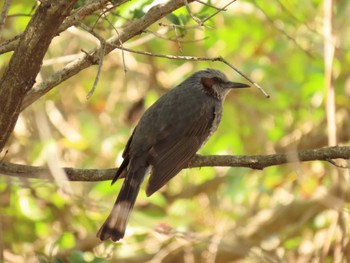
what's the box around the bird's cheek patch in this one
[201,77,214,89]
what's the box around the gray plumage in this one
[97,68,249,241]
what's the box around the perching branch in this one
[1,146,349,181]
[191,146,350,170]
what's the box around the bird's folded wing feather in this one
[146,107,216,196]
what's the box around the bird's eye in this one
[212,77,223,83]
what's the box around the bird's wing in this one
[145,106,216,196]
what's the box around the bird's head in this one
[197,68,249,100]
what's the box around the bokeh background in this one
[1,0,350,262]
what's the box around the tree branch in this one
[21,0,196,110]
[0,0,78,153]
[1,146,349,181]
[0,0,113,54]
[191,145,350,170]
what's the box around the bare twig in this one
[98,14,127,74]
[148,27,208,43]
[201,0,237,24]
[86,42,105,99]
[79,23,106,99]
[91,1,118,31]
[79,22,105,43]
[1,146,349,181]
[220,58,270,98]
[100,44,270,98]
[173,24,183,52]
[0,0,12,32]
[184,0,236,28]
[158,22,202,30]
[195,0,226,11]
[57,22,269,99]
[184,0,205,26]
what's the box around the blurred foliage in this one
[1,0,350,262]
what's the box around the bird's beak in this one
[226,81,250,89]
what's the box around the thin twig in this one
[75,23,269,97]
[195,0,226,11]
[147,28,208,43]
[201,0,237,24]
[184,0,204,26]
[86,42,105,99]
[159,22,202,30]
[0,0,12,32]
[173,24,183,52]
[220,58,270,98]
[79,23,107,99]
[78,23,109,99]
[79,22,105,42]
[105,44,270,97]
[91,1,117,31]
[101,15,127,74]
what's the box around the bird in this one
[97,68,249,242]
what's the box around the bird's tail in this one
[97,165,147,242]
